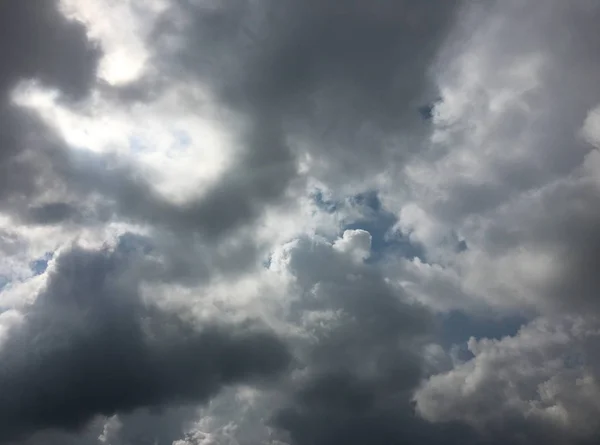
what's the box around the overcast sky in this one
[1,0,600,444]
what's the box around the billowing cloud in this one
[384,0,600,313]
[0,240,289,443]
[0,0,99,98]
[1,0,600,444]
[415,316,600,444]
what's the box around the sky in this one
[1,0,600,444]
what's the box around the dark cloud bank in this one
[0,241,290,443]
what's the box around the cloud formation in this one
[1,0,600,444]
[0,240,289,443]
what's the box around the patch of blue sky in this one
[0,275,8,293]
[418,97,442,121]
[172,129,192,149]
[310,189,339,214]
[129,135,147,153]
[29,252,54,277]
[310,189,425,263]
[311,189,466,263]
[0,276,13,315]
[343,191,425,263]
[116,232,154,255]
[436,310,529,360]
[311,189,519,361]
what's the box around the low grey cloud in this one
[0,0,99,223]
[0,0,99,99]
[0,242,289,443]
[266,234,476,445]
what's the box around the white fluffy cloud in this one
[415,316,600,442]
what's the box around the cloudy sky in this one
[1,0,600,444]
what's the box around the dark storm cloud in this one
[12,406,200,445]
[60,120,295,238]
[0,0,100,222]
[275,375,484,445]
[151,0,460,181]
[0,111,288,241]
[26,202,79,225]
[0,0,98,171]
[157,0,458,119]
[2,0,463,239]
[6,1,600,444]
[265,236,491,445]
[0,241,290,442]
[0,107,95,227]
[389,0,600,442]
[43,0,460,237]
[0,0,229,243]
[0,106,42,204]
[275,369,572,445]
[264,233,595,445]
[0,0,99,99]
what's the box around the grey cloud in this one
[384,0,600,312]
[0,0,99,100]
[0,106,40,204]
[2,0,462,240]
[0,104,75,225]
[25,202,79,225]
[415,316,600,445]
[120,115,294,238]
[0,119,288,243]
[4,0,600,444]
[12,408,201,445]
[474,176,600,314]
[264,235,492,445]
[5,108,292,240]
[275,372,482,445]
[157,0,458,116]
[0,108,102,230]
[108,408,201,445]
[151,0,460,183]
[409,0,600,225]
[389,2,600,439]
[0,0,99,220]
[64,0,462,237]
[0,241,290,443]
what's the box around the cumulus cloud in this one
[2,0,600,444]
[415,316,600,444]
[147,0,460,191]
[0,241,289,443]
[388,0,600,443]
[384,0,600,312]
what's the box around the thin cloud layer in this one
[1,0,600,444]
